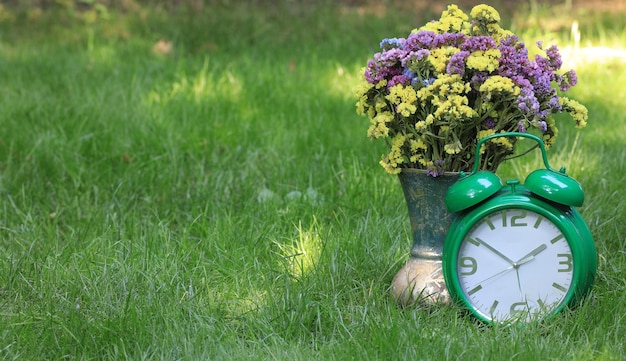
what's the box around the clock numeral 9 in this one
[459,257,477,275]
[557,253,573,272]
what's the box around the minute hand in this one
[475,237,516,266]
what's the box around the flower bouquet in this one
[355,4,588,176]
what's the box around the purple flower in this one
[517,121,527,133]
[470,72,489,90]
[401,49,431,68]
[447,51,470,75]
[377,48,407,67]
[364,58,403,84]
[433,32,466,48]
[497,35,530,78]
[545,45,563,71]
[405,31,437,50]
[388,74,412,88]
[484,117,496,129]
[461,36,497,51]
[517,85,540,117]
[426,159,445,177]
[559,70,578,91]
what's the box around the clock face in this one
[455,208,573,323]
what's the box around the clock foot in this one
[391,257,450,307]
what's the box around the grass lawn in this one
[0,1,625,360]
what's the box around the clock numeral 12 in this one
[485,210,528,230]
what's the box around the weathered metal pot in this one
[391,169,459,306]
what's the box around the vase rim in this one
[399,168,461,176]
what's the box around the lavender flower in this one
[426,159,445,177]
[432,32,466,48]
[470,71,489,90]
[405,31,437,50]
[388,74,412,88]
[559,70,578,91]
[447,51,470,75]
[377,48,407,67]
[401,49,431,69]
[545,45,563,71]
[461,35,496,51]
[497,35,529,78]
[484,117,496,129]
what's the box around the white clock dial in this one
[456,209,573,322]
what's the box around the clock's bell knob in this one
[525,168,584,207]
[445,171,502,213]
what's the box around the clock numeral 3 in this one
[557,253,573,272]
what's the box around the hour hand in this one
[475,237,516,266]
[516,244,548,265]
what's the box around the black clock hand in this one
[515,244,548,266]
[475,237,516,266]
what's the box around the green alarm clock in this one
[442,132,597,324]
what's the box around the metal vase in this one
[391,169,459,306]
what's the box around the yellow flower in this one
[440,5,469,33]
[367,111,394,138]
[409,138,427,164]
[470,5,505,37]
[476,129,514,153]
[380,157,400,174]
[419,159,433,167]
[416,86,432,102]
[419,5,469,34]
[470,4,500,23]
[466,49,501,72]
[374,96,387,112]
[559,97,588,128]
[478,129,495,139]
[428,47,460,73]
[491,134,514,149]
[433,95,476,120]
[444,141,463,155]
[386,84,418,117]
[354,79,372,97]
[479,75,520,99]
[355,97,368,116]
[379,134,408,174]
[477,129,495,154]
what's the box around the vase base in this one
[391,257,450,307]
